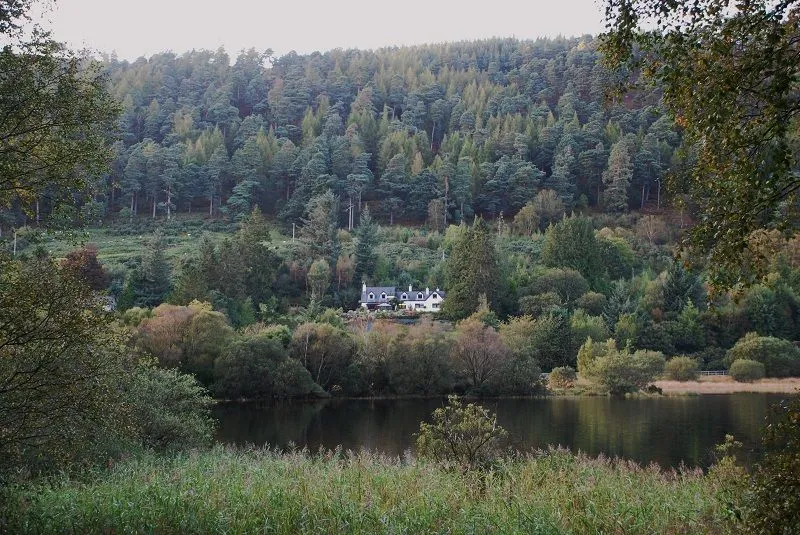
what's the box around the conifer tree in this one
[353,206,378,284]
[602,140,633,213]
[442,217,500,320]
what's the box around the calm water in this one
[213,394,789,469]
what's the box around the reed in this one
[1,445,735,534]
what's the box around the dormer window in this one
[401,293,407,300]
[368,292,375,300]
[380,292,387,300]
[417,292,424,300]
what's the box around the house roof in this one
[361,286,397,303]
[360,285,446,303]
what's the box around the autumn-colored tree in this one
[452,315,511,389]
[290,322,356,390]
[62,245,109,291]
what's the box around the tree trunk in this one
[657,180,661,210]
[641,183,646,209]
[152,197,156,219]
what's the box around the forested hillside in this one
[75,37,680,227]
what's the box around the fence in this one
[699,370,728,376]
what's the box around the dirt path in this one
[655,376,800,394]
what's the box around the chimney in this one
[362,282,367,293]
[409,284,413,292]
[425,287,430,294]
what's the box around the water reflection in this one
[213,394,788,468]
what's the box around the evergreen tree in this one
[379,153,408,225]
[442,218,500,320]
[353,206,379,284]
[123,230,172,308]
[547,143,577,209]
[602,140,633,213]
[300,190,340,263]
[541,216,604,290]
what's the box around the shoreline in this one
[654,376,800,395]
[214,378,800,405]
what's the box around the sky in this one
[38,0,606,61]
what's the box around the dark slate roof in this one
[361,286,397,303]
[395,288,446,301]
[360,284,446,304]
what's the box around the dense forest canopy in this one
[0,37,682,231]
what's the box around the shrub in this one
[216,334,323,399]
[575,291,607,315]
[743,395,800,532]
[518,291,562,317]
[725,332,800,377]
[127,365,216,452]
[729,359,765,382]
[416,395,507,470]
[481,357,542,396]
[549,366,577,389]
[385,320,454,395]
[579,338,665,396]
[664,356,700,381]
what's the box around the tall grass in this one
[2,446,734,534]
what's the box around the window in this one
[368,292,374,300]
[380,292,387,300]
[432,293,438,299]
[432,303,440,309]
[415,303,423,308]
[401,293,407,300]
[417,292,424,300]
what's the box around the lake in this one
[214,393,789,469]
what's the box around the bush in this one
[549,366,577,389]
[575,291,607,315]
[127,365,216,452]
[729,359,765,382]
[416,395,507,470]
[725,332,800,377]
[481,358,542,396]
[664,356,700,381]
[216,334,323,399]
[743,395,800,532]
[578,338,665,396]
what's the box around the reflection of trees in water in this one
[214,401,328,448]
[215,395,783,468]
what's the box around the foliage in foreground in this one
[416,395,507,470]
[741,395,800,534]
[0,254,215,478]
[0,446,732,535]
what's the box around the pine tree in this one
[124,230,173,307]
[353,206,379,284]
[602,140,633,213]
[547,143,577,209]
[442,217,500,320]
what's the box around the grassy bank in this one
[1,447,733,534]
[655,376,800,395]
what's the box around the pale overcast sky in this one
[38,0,606,61]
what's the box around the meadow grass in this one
[2,446,734,534]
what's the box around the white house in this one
[360,283,445,312]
